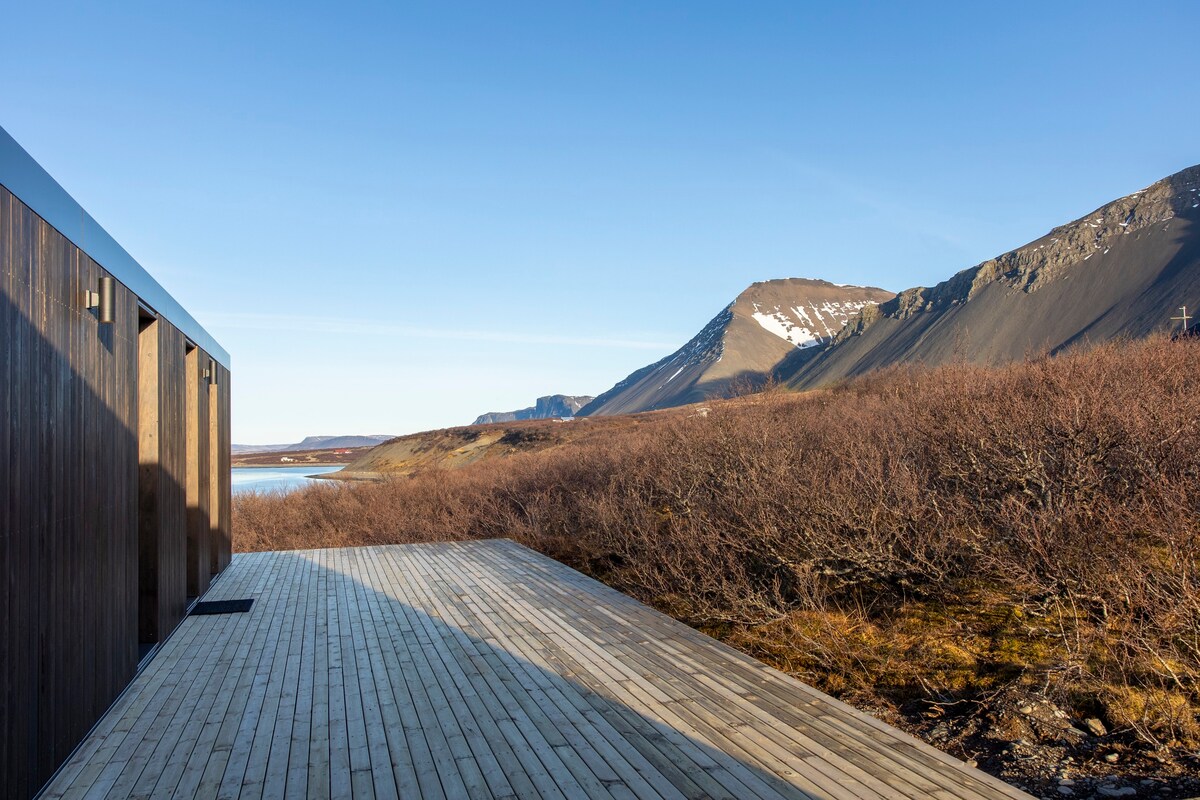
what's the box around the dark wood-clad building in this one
[1,125,232,799]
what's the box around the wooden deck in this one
[41,540,1031,799]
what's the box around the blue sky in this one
[3,1,1198,442]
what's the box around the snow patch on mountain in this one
[750,300,877,348]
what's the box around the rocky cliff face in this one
[579,278,894,416]
[781,165,1200,388]
[473,394,594,425]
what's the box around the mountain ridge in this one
[231,434,397,454]
[473,394,594,425]
[578,278,894,416]
[780,164,1200,388]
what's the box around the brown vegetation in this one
[235,337,1200,780]
[230,446,374,467]
[324,413,664,480]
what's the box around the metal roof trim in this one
[0,124,230,368]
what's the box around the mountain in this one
[231,443,292,454]
[231,434,396,454]
[473,394,594,425]
[578,278,894,416]
[289,435,397,451]
[780,165,1200,389]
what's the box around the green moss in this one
[719,586,1085,704]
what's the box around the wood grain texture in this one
[0,184,232,798]
[215,363,231,573]
[153,317,189,643]
[207,363,231,576]
[137,316,162,644]
[41,541,1033,800]
[184,345,212,600]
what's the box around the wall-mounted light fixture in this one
[83,276,116,324]
[207,358,218,385]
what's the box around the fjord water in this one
[231,465,343,494]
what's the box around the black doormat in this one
[191,598,253,615]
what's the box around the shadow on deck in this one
[41,540,1031,799]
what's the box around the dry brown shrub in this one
[234,336,1200,748]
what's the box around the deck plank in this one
[41,540,1032,800]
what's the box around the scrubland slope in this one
[236,338,1200,793]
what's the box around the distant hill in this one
[578,278,894,416]
[231,434,396,455]
[473,394,594,425]
[780,164,1200,389]
[330,413,673,481]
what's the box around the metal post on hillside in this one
[1171,306,1192,333]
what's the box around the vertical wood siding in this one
[136,316,161,645]
[210,364,232,574]
[0,183,231,798]
[185,347,212,600]
[154,319,189,644]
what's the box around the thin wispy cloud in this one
[767,152,976,253]
[203,311,678,350]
